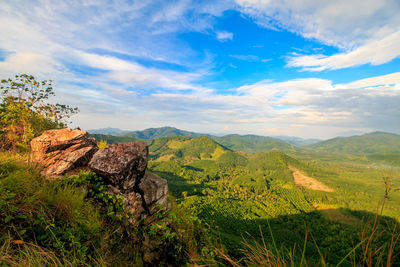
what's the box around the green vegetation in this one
[0,74,78,151]
[1,132,400,265]
[144,135,400,265]
[212,134,297,153]
[88,133,400,265]
[91,126,206,139]
[0,152,216,266]
[91,127,299,153]
[92,134,139,144]
[307,132,400,155]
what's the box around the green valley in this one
[91,133,400,265]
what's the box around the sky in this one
[1,0,400,139]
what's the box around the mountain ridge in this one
[307,131,400,155]
[89,126,400,155]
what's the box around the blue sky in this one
[1,0,400,139]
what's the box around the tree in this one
[0,74,79,150]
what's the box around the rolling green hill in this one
[90,127,301,153]
[146,136,400,264]
[90,126,207,139]
[88,127,130,135]
[307,132,400,155]
[212,134,297,153]
[273,135,321,146]
[90,131,400,264]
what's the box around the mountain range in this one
[88,127,400,155]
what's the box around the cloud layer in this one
[0,0,399,138]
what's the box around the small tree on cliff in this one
[0,74,79,150]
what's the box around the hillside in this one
[91,127,299,153]
[147,135,240,163]
[307,132,400,155]
[88,127,130,135]
[147,136,400,264]
[90,126,207,139]
[273,135,321,146]
[212,134,298,153]
[91,134,139,144]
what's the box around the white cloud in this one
[236,0,400,70]
[343,72,400,88]
[287,31,400,70]
[236,0,400,47]
[0,52,62,77]
[229,54,259,61]
[216,31,234,41]
[132,72,400,138]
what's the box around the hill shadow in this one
[151,170,210,197]
[201,206,400,266]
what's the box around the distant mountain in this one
[307,132,400,155]
[89,126,207,139]
[122,127,208,139]
[273,136,321,146]
[211,134,297,153]
[91,134,139,144]
[89,126,300,153]
[88,127,130,135]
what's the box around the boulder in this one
[30,128,98,177]
[88,142,148,192]
[139,172,169,214]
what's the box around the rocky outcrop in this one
[88,142,169,222]
[30,128,98,177]
[31,129,170,264]
[30,129,170,223]
[88,142,148,192]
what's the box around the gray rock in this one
[139,172,169,214]
[88,142,148,192]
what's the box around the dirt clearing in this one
[288,165,334,192]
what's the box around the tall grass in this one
[0,151,218,266]
[0,152,107,265]
[217,177,400,267]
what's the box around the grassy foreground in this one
[0,152,216,266]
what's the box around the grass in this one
[0,152,106,265]
[0,151,217,266]
[218,209,400,267]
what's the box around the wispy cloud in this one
[229,54,259,61]
[216,31,234,41]
[236,0,400,70]
[287,31,400,70]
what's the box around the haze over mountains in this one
[89,126,400,155]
